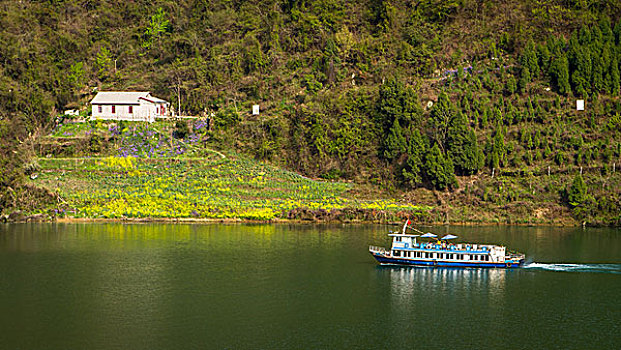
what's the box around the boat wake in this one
[523,262,621,274]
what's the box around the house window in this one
[111,105,116,114]
[98,105,102,113]
[128,106,133,114]
[161,106,166,115]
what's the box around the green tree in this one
[487,128,506,169]
[376,77,421,132]
[568,174,587,207]
[68,62,85,90]
[521,39,540,76]
[402,128,426,186]
[518,67,530,93]
[550,55,571,95]
[95,47,112,78]
[447,112,483,175]
[243,33,268,74]
[383,118,407,160]
[429,92,453,150]
[424,144,457,190]
[143,7,170,49]
[505,76,517,95]
[611,58,620,95]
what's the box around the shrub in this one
[173,120,189,139]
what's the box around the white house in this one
[90,91,170,122]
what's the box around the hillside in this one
[1,1,621,225]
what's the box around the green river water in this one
[0,223,619,349]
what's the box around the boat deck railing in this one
[401,243,498,253]
[369,245,388,255]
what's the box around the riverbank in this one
[19,153,429,224]
[8,152,616,226]
[2,215,581,227]
[5,120,617,227]
[8,154,612,226]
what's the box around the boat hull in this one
[371,252,524,268]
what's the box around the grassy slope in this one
[28,121,428,222]
[29,119,619,226]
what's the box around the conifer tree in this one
[383,118,407,160]
[611,58,620,95]
[424,144,457,190]
[487,128,506,169]
[506,76,517,95]
[537,43,551,73]
[376,77,422,133]
[521,40,540,77]
[550,54,571,95]
[429,92,453,150]
[402,128,426,186]
[568,174,587,207]
[518,67,530,93]
[447,112,484,176]
[592,51,605,93]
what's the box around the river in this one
[0,223,619,349]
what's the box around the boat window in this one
[396,237,402,242]
[393,250,400,257]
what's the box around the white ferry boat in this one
[369,222,525,268]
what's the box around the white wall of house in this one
[90,92,170,122]
[92,104,143,121]
[91,101,168,122]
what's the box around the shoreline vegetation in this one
[0,119,581,227]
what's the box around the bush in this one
[173,120,189,139]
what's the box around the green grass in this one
[32,154,430,221]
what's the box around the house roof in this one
[139,96,169,104]
[91,91,168,105]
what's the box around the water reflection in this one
[378,266,508,311]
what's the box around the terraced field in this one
[32,148,429,221]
